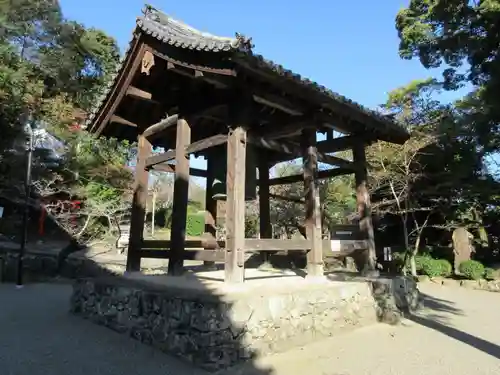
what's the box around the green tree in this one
[396,0,500,151]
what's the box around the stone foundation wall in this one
[70,278,380,371]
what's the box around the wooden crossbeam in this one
[143,114,178,139]
[267,167,352,186]
[248,136,354,169]
[145,134,228,168]
[269,193,304,203]
[317,135,372,153]
[139,239,369,260]
[150,163,207,178]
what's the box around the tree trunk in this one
[401,215,410,276]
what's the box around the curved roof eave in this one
[86,4,409,143]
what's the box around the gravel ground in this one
[0,282,499,375]
[231,283,500,375]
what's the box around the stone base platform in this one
[70,269,421,372]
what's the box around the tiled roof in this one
[87,4,408,141]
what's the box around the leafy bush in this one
[415,254,432,273]
[420,258,452,278]
[484,267,496,281]
[421,259,441,277]
[186,213,204,237]
[435,259,452,277]
[459,260,485,280]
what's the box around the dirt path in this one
[0,282,499,375]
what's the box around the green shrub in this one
[484,267,496,281]
[415,254,432,273]
[186,213,204,237]
[435,259,452,277]
[421,259,442,278]
[459,260,485,280]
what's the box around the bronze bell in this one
[210,144,257,201]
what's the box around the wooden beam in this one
[352,139,377,276]
[126,85,159,103]
[258,157,272,262]
[167,118,191,276]
[269,193,304,203]
[253,94,303,116]
[251,119,311,140]
[126,135,151,272]
[302,128,324,278]
[317,134,372,153]
[110,115,137,127]
[145,134,228,168]
[143,114,178,139]
[225,127,247,283]
[150,163,207,178]
[140,249,226,262]
[248,136,354,169]
[141,238,368,253]
[267,167,352,186]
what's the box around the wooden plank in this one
[140,249,226,262]
[302,128,324,278]
[126,135,151,272]
[145,134,228,168]
[225,127,247,283]
[167,118,191,276]
[204,154,218,268]
[150,163,207,178]
[267,167,353,186]
[352,140,377,275]
[110,115,137,127]
[143,114,178,139]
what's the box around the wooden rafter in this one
[110,115,137,127]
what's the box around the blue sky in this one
[59,0,465,174]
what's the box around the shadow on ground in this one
[407,291,500,361]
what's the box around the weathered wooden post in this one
[167,118,191,275]
[352,140,377,276]
[258,156,272,263]
[301,129,324,278]
[225,126,247,283]
[126,134,152,272]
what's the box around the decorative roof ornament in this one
[234,33,254,52]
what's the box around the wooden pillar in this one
[301,129,324,278]
[258,156,272,262]
[203,154,217,269]
[352,140,377,276]
[167,118,191,276]
[225,127,247,283]
[126,135,152,272]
